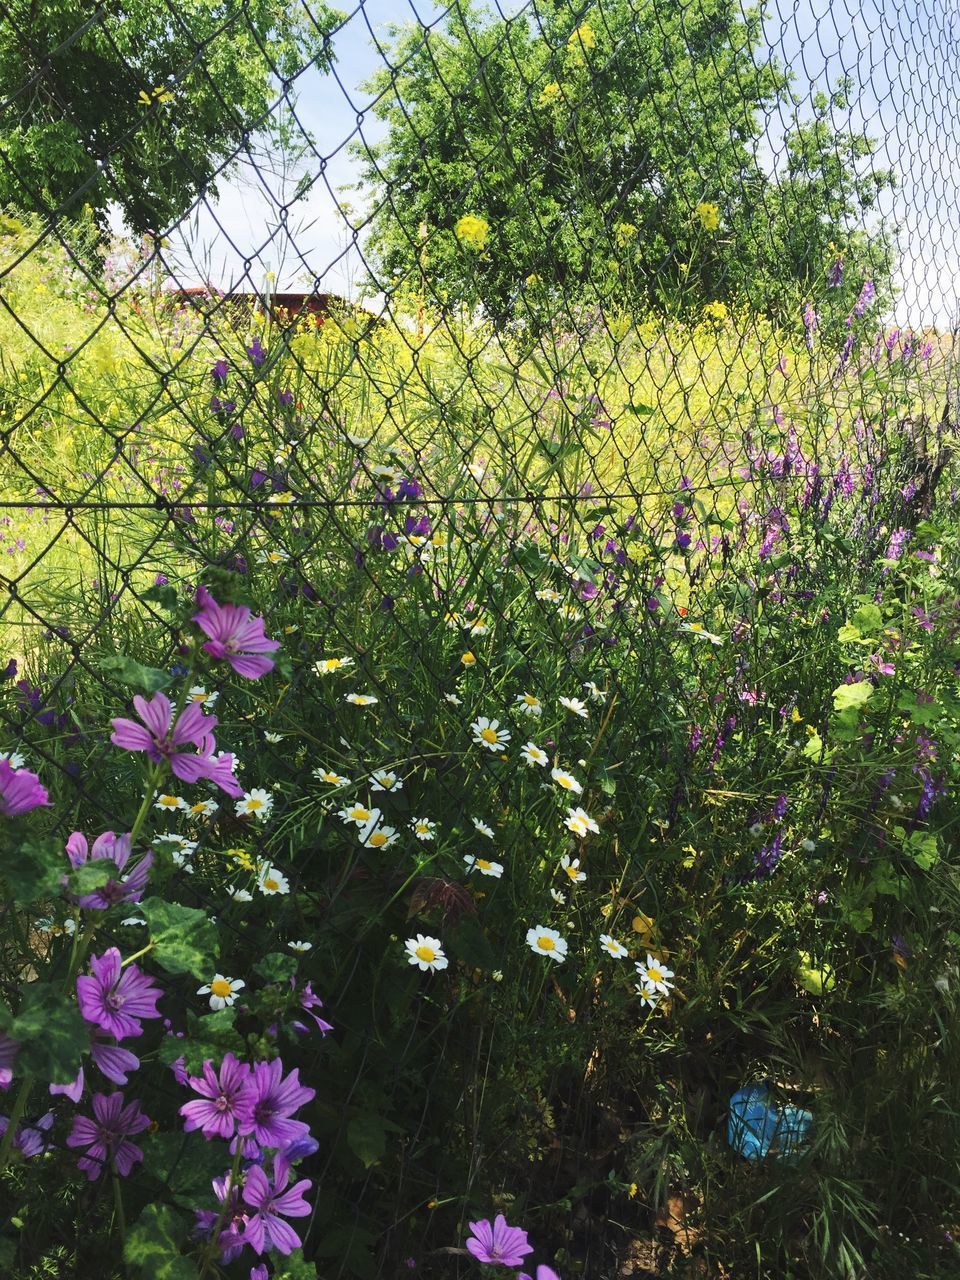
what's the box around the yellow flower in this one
[568,22,597,52]
[538,81,562,106]
[614,221,638,246]
[461,651,476,667]
[525,273,541,288]
[695,201,720,232]
[454,215,489,251]
[702,300,728,325]
[628,1182,638,1198]
[791,706,803,723]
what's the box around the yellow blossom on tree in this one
[614,221,638,246]
[702,300,728,325]
[567,22,597,53]
[454,215,490,250]
[695,201,720,231]
[538,81,562,106]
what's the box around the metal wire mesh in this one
[0,0,958,1274]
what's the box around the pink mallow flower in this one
[466,1215,535,1267]
[110,691,242,797]
[66,1092,151,1180]
[76,948,162,1040]
[0,758,50,816]
[65,830,152,909]
[520,1270,561,1280]
[236,1058,315,1150]
[180,1053,254,1141]
[241,1155,313,1255]
[192,586,280,680]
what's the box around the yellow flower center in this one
[558,776,574,789]
[263,877,280,892]
[537,936,556,951]
[565,865,579,881]
[352,808,370,821]
[210,979,232,998]
[158,795,180,807]
[415,945,435,963]
[370,832,388,847]
[461,652,476,665]
[480,728,499,744]
[476,859,492,871]
[523,695,538,706]
[245,798,263,810]
[648,967,663,984]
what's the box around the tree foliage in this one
[0,0,342,234]
[355,0,894,325]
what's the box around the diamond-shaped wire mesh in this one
[0,0,958,1274]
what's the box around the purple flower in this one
[194,1169,248,1262]
[237,1058,315,1150]
[241,1156,312,1255]
[853,279,875,317]
[0,1110,54,1158]
[180,1053,254,1140]
[803,301,817,350]
[278,388,294,407]
[290,980,333,1037]
[0,759,50,816]
[66,1092,151,1180]
[76,948,162,1040]
[49,1065,85,1102]
[251,1267,269,1280]
[192,587,280,680]
[827,256,843,287]
[91,1037,141,1085]
[248,335,266,367]
[111,691,217,782]
[65,829,152,909]
[212,359,229,383]
[465,1215,534,1267]
[0,1032,16,1089]
[520,1270,562,1280]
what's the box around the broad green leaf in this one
[802,732,831,762]
[254,951,298,983]
[139,897,218,978]
[347,1112,387,1168]
[851,602,882,633]
[97,654,173,693]
[124,1204,198,1280]
[907,831,939,871]
[65,860,117,897]
[8,983,87,1083]
[157,1007,242,1074]
[1,835,64,905]
[836,621,861,643]
[832,681,874,712]
[794,952,836,995]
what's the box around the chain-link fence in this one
[1,1,959,1276]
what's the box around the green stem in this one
[0,1075,33,1173]
[120,941,156,968]
[112,1162,127,1247]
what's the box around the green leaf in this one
[141,583,180,613]
[907,831,939,871]
[802,732,831,762]
[139,897,218,978]
[794,952,836,995]
[124,1204,198,1280]
[254,952,298,983]
[623,401,655,416]
[97,654,172,693]
[851,602,882,634]
[274,1250,320,1279]
[836,621,861,643]
[832,680,874,712]
[449,917,497,970]
[347,1113,387,1168]
[5,983,88,1083]
[1,835,64,905]
[64,861,117,897]
[157,1007,243,1074]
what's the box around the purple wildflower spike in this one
[466,1215,534,1266]
[76,948,162,1040]
[192,587,280,680]
[0,759,50,816]
[66,1092,150,1179]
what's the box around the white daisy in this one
[369,769,403,793]
[559,695,589,718]
[264,731,283,744]
[360,818,398,850]
[472,818,495,839]
[257,549,290,565]
[599,934,630,959]
[536,588,561,602]
[315,656,355,675]
[344,692,378,706]
[471,717,511,752]
[565,806,600,837]
[444,692,463,706]
[560,854,586,885]
[236,789,273,821]
[288,940,313,953]
[0,750,25,768]
[188,799,219,819]
[405,934,448,972]
[551,766,583,795]
[154,793,188,812]
[187,686,218,709]
[339,802,377,827]
[171,849,195,872]
[526,925,568,962]
[635,954,675,996]
[257,865,290,896]
[583,681,609,704]
[680,622,723,646]
[229,887,253,903]
[314,768,351,786]
[463,855,504,878]
[153,833,198,852]
[558,604,583,622]
[410,818,436,840]
[550,888,567,905]
[520,742,549,768]
[197,974,245,1011]
[634,984,660,1010]
[515,692,543,717]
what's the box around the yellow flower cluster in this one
[695,201,720,232]
[568,22,597,53]
[454,215,490,251]
[614,221,638,246]
[138,86,174,106]
[702,300,728,325]
[538,81,562,106]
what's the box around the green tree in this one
[0,0,342,234]
[354,0,893,327]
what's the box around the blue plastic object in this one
[727,1083,812,1160]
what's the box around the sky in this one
[144,0,960,329]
